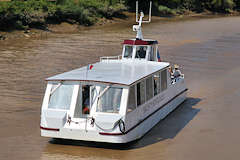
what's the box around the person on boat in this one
[82,85,90,114]
[168,66,174,80]
[136,46,146,58]
[173,64,182,78]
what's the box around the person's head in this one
[174,64,179,70]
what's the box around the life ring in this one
[118,119,125,134]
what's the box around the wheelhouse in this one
[122,39,161,62]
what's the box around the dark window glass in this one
[137,83,141,106]
[127,85,136,113]
[123,45,133,58]
[137,80,145,106]
[146,76,153,100]
[135,46,147,59]
[161,70,167,91]
[154,72,160,96]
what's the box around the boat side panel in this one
[122,82,187,142]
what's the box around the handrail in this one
[100,55,122,62]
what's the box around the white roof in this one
[46,60,169,85]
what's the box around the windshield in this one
[48,83,74,110]
[96,86,123,113]
[123,45,133,58]
[135,46,147,59]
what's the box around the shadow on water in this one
[131,97,201,149]
[47,97,201,151]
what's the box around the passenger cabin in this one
[122,39,161,62]
[40,60,186,143]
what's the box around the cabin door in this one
[73,85,91,119]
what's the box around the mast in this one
[133,1,152,40]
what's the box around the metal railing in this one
[100,55,122,62]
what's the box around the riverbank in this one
[0,11,239,43]
[1,0,240,38]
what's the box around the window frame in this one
[126,85,137,114]
[148,45,156,61]
[48,83,75,111]
[128,66,169,108]
[161,69,168,92]
[136,79,146,107]
[135,45,148,59]
[146,76,154,101]
[96,86,123,114]
[123,45,134,59]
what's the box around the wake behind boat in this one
[40,1,187,143]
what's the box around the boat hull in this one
[41,88,187,143]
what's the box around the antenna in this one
[133,1,152,40]
[136,1,152,23]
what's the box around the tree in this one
[211,0,235,12]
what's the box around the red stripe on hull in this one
[40,126,60,131]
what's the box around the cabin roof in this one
[123,39,158,45]
[46,60,169,85]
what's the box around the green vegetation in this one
[0,0,240,31]
[0,0,126,30]
[158,5,176,16]
[125,0,240,15]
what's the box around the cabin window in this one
[97,86,122,113]
[149,46,156,61]
[137,80,145,106]
[127,85,136,113]
[154,72,160,95]
[161,69,167,91]
[48,84,74,110]
[146,76,153,101]
[135,46,147,59]
[123,45,133,58]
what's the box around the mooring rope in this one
[94,118,125,133]
[66,115,125,133]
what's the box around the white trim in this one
[42,84,52,110]
[119,88,128,116]
[69,84,80,117]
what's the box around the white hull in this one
[41,80,187,143]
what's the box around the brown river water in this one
[0,16,240,160]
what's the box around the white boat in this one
[40,1,187,143]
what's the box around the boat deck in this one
[46,60,169,85]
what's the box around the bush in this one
[0,0,127,30]
[158,5,176,16]
[211,0,235,12]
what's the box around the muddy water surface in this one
[1,16,240,160]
